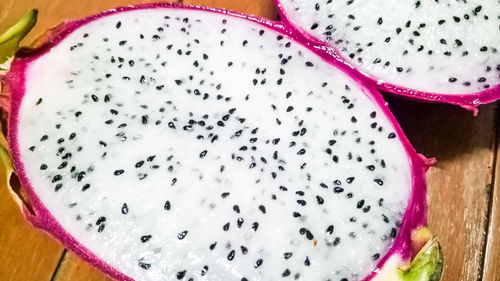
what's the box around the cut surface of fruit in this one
[276,0,500,106]
[6,4,428,281]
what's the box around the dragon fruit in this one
[0,3,442,281]
[275,0,500,109]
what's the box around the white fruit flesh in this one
[16,8,411,281]
[279,0,500,95]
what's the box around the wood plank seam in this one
[480,105,500,281]
[50,250,68,281]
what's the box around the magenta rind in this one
[6,3,429,281]
[273,0,500,112]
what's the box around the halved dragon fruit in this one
[1,4,441,281]
[275,0,500,109]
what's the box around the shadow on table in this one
[383,93,498,162]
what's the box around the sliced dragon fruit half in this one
[1,4,441,281]
[275,0,500,109]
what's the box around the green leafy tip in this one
[399,236,444,281]
[0,9,38,64]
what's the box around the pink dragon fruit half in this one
[1,3,441,281]
[275,0,500,111]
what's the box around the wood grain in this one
[0,175,64,281]
[183,0,279,19]
[53,251,113,281]
[386,96,497,281]
[0,0,499,280]
[483,127,500,281]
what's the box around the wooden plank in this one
[0,176,64,281]
[183,0,279,19]
[53,251,113,281]
[386,96,497,281]
[483,128,500,281]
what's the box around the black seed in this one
[374,179,384,186]
[114,169,124,176]
[81,183,90,191]
[388,132,396,139]
[227,250,235,261]
[201,265,209,276]
[178,230,188,240]
[316,196,324,205]
[372,253,380,260]
[304,257,310,266]
[209,242,217,250]
[199,150,208,158]
[357,199,365,209]
[223,222,230,231]
[255,258,263,268]
[241,245,248,254]
[122,203,129,214]
[233,205,240,213]
[40,164,48,170]
[141,235,152,243]
[237,218,244,228]
[305,230,314,240]
[138,262,150,270]
[326,225,334,234]
[259,205,266,214]
[164,201,171,210]
[177,270,186,279]
[282,269,291,277]
[449,77,457,83]
[332,155,339,163]
[51,174,62,183]
[55,183,63,191]
[61,152,72,160]
[333,237,341,246]
[97,224,105,232]
[382,214,390,223]
[252,222,259,231]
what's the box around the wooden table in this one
[0,0,498,280]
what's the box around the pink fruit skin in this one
[274,0,500,113]
[6,3,429,281]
